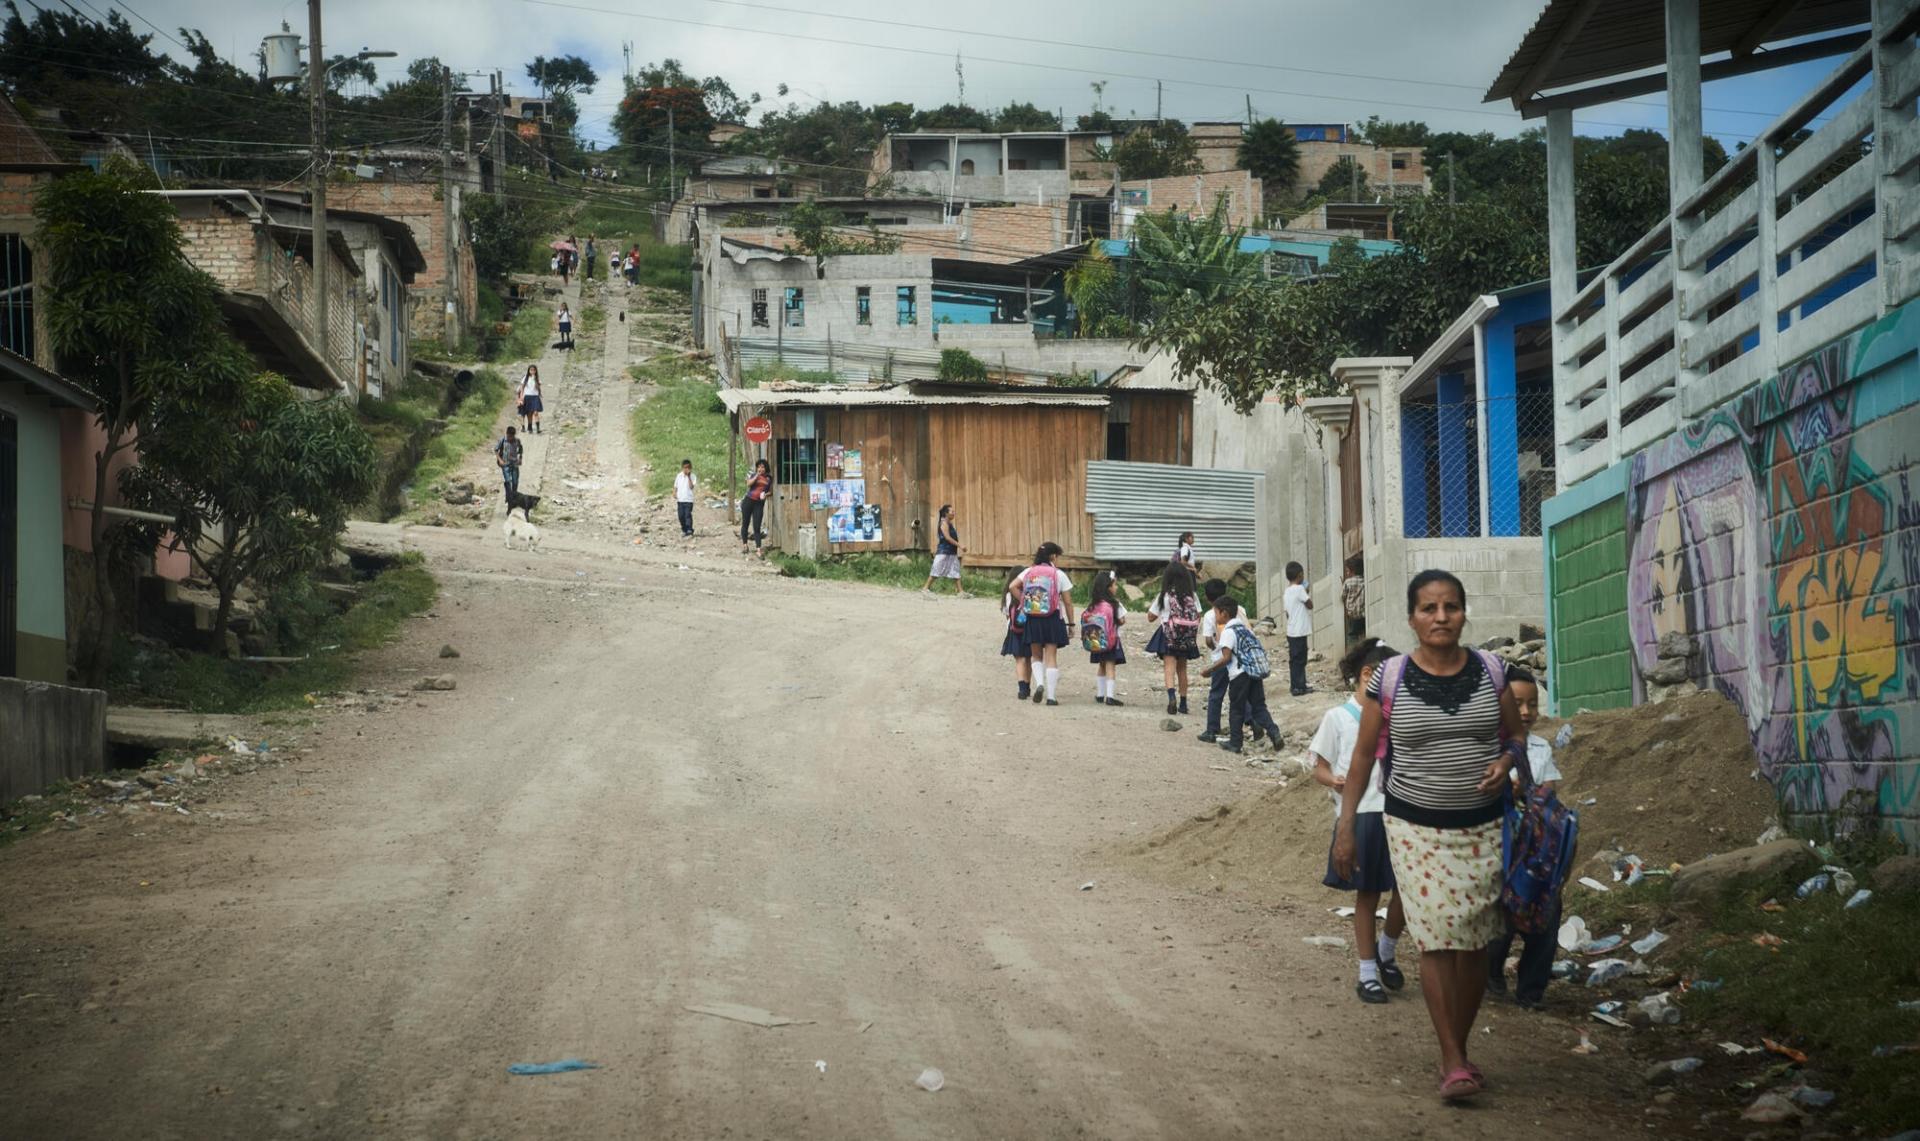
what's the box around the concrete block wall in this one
[0,677,106,802]
[1548,295,1920,843]
[1118,171,1263,230]
[1292,142,1429,199]
[175,213,260,293]
[328,180,468,342]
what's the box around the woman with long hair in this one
[740,458,773,558]
[518,365,542,434]
[1083,570,1128,706]
[923,504,967,595]
[1333,570,1524,1102]
[1145,561,1202,714]
[1012,541,1076,706]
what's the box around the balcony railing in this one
[1553,6,1920,487]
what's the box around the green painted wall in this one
[1547,495,1631,711]
[1,382,69,684]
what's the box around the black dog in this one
[505,490,542,518]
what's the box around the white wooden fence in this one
[1554,4,1920,487]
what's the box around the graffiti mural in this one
[1620,304,1920,841]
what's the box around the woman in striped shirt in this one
[1332,569,1525,1103]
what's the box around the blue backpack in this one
[1227,624,1271,679]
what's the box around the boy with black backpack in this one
[1485,665,1567,1009]
[1199,597,1281,754]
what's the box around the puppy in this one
[503,506,542,552]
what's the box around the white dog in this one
[503,506,542,551]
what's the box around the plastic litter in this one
[1795,873,1831,898]
[1872,1043,1920,1057]
[1591,1011,1630,1028]
[1579,934,1625,955]
[1079,881,1095,892]
[1586,959,1632,987]
[1754,823,1789,845]
[1789,1086,1836,1108]
[1644,1057,1703,1085]
[1553,723,1574,749]
[914,1067,945,1092]
[1741,1092,1803,1124]
[1594,1000,1625,1015]
[1612,855,1645,885]
[1630,930,1669,956]
[1571,1030,1599,1054]
[1637,993,1683,1025]
[1557,915,1590,951]
[1762,1038,1809,1064]
[1686,978,1723,993]
[1719,1042,1763,1056]
[1551,960,1579,979]
[1845,888,1874,910]
[1897,999,1920,1011]
[1577,876,1610,893]
[508,1059,599,1075]
[1303,935,1348,948]
[1828,866,1857,896]
[814,1060,828,1074]
[1752,932,1786,949]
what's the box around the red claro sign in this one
[743,416,773,444]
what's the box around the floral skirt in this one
[1384,815,1504,952]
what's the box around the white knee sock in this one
[1045,667,1060,701]
[1378,933,1399,964]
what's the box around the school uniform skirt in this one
[521,394,544,414]
[1323,812,1395,894]
[1144,626,1201,660]
[1021,613,1069,649]
[1000,627,1029,658]
[1383,815,1505,951]
[1089,643,1127,665]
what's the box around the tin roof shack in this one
[684,156,825,203]
[870,130,1118,203]
[718,383,1194,566]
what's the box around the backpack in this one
[1162,593,1200,654]
[1019,567,1058,617]
[1501,766,1580,935]
[1081,602,1114,653]
[1226,624,1271,679]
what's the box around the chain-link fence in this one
[1400,380,1557,539]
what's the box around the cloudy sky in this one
[128,0,1842,150]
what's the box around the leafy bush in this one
[937,348,989,383]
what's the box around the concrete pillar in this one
[1436,372,1473,537]
[1665,0,1704,208]
[1546,108,1578,487]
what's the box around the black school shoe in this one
[1380,961,1405,990]
[1486,971,1508,997]
[1105,697,1125,707]
[1356,979,1389,1005]
[1178,698,1190,714]
[1196,731,1218,743]
[1218,741,1243,754]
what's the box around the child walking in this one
[1082,571,1128,706]
[1200,596,1281,754]
[1013,542,1076,706]
[1196,579,1230,743]
[1283,561,1313,696]
[999,566,1034,700]
[1146,562,1202,715]
[518,365,543,433]
[1314,637,1408,1004]
[556,303,574,350]
[1485,665,1564,1008]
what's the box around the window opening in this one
[0,235,32,361]
[751,288,769,328]
[897,285,916,326]
[784,287,805,328]
[856,286,871,326]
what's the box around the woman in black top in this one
[1333,569,1524,1103]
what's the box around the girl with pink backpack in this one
[1081,571,1128,706]
[1145,561,1202,715]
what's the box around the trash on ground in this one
[1612,855,1645,884]
[1741,1092,1804,1124]
[1579,796,1598,806]
[1845,888,1874,909]
[1825,865,1857,896]
[1579,934,1625,955]
[1629,930,1669,956]
[1302,935,1347,948]
[225,736,252,755]
[1591,1012,1631,1028]
[1553,723,1574,749]
[1719,1042,1763,1056]
[1586,958,1632,987]
[1685,978,1723,993]
[1794,872,1831,898]
[1551,960,1579,979]
[1636,993,1682,1025]
[1558,915,1590,951]
[914,1067,945,1092]
[1644,1057,1703,1085]
[508,1059,599,1075]
[1571,1030,1599,1054]
[684,1003,815,1029]
[1762,1038,1808,1064]
[814,1060,828,1074]
[1577,876,1610,893]
[1752,932,1786,949]
[1872,1043,1920,1057]
[1897,999,1920,1011]
[1760,898,1786,912]
[1755,823,1790,845]
[1594,1000,1625,1015]
[1079,881,1095,892]
[1332,906,1356,918]
[1789,1086,1835,1108]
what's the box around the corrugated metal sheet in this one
[721,387,1107,412]
[735,336,943,384]
[1086,460,1264,562]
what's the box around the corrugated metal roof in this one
[1086,460,1264,562]
[720,388,1108,411]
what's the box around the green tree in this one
[785,200,901,274]
[1129,200,1260,319]
[1063,241,1136,336]
[871,101,916,136]
[127,375,377,652]
[1237,118,1301,199]
[466,193,543,281]
[994,102,1061,132]
[33,163,258,681]
[1105,121,1200,180]
[744,101,884,194]
[1318,155,1369,200]
[913,103,993,131]
[526,54,597,98]
[937,348,990,383]
[1355,116,1432,147]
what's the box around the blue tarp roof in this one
[1099,234,1400,266]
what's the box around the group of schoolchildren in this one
[993,537,1316,756]
[1308,640,1563,1007]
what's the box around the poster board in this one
[807,479,864,510]
[841,448,863,477]
[828,503,883,543]
[825,442,845,470]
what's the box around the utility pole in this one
[1156,80,1163,123]
[1350,158,1359,202]
[1246,94,1254,128]
[442,63,458,347]
[622,40,632,82]
[955,51,964,107]
[667,104,675,200]
[307,0,330,383]
[1446,152,1456,204]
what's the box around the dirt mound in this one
[1548,689,1780,866]
[1118,771,1345,902]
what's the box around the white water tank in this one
[263,33,303,84]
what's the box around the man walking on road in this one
[674,458,698,537]
[496,426,524,500]
[583,235,597,280]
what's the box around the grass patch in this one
[629,357,727,496]
[580,302,606,335]
[770,551,1006,596]
[741,362,840,388]
[110,555,438,714]
[489,300,551,365]
[408,367,511,497]
[1565,866,1920,1132]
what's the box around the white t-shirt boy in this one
[1214,617,1254,680]
[1283,582,1312,638]
[674,470,698,502]
[1309,700,1385,815]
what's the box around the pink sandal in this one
[1439,1068,1483,1101]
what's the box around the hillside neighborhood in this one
[2,0,1919,1136]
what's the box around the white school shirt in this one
[1524,734,1562,784]
[1215,618,1253,680]
[674,471,698,502]
[1177,541,1193,565]
[520,374,540,399]
[1283,583,1312,638]
[1309,700,1385,815]
[1200,608,1219,647]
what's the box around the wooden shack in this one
[718,384,1194,566]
